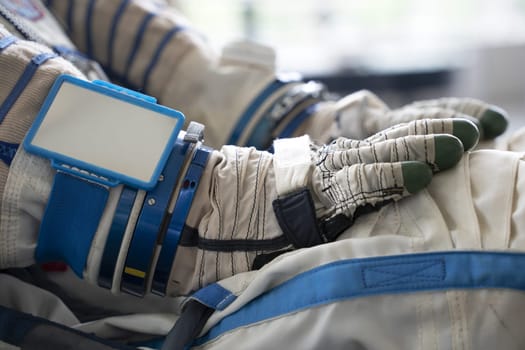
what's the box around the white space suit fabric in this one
[0,1,524,350]
[179,149,525,349]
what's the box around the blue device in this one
[25,75,186,277]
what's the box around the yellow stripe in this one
[124,267,146,278]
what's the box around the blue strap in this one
[0,52,57,124]
[107,0,130,70]
[85,0,96,58]
[52,45,88,59]
[151,144,212,296]
[123,12,154,88]
[0,141,18,166]
[227,80,288,146]
[159,284,236,350]
[97,186,137,289]
[35,172,109,277]
[278,103,320,138]
[0,35,17,51]
[141,26,185,92]
[120,138,190,296]
[192,283,237,311]
[194,251,525,346]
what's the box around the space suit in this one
[0,1,523,350]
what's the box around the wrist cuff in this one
[273,135,312,197]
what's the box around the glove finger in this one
[405,98,508,139]
[365,118,479,151]
[318,134,463,172]
[314,161,432,218]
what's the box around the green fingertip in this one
[401,161,433,194]
[480,106,508,139]
[434,135,464,171]
[452,119,480,151]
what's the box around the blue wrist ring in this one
[120,137,189,296]
[151,144,212,296]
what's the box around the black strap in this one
[161,300,214,350]
[252,249,294,270]
[0,305,134,350]
[319,213,353,242]
[272,189,353,248]
[272,189,324,248]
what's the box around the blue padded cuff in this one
[35,172,109,277]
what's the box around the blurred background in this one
[173,0,525,132]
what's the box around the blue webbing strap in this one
[0,35,17,51]
[35,172,109,277]
[161,283,236,350]
[0,52,57,123]
[194,251,525,346]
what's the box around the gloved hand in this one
[310,118,477,220]
[330,90,508,142]
[175,117,478,295]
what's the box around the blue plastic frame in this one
[23,74,185,191]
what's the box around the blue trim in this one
[195,251,525,345]
[107,0,130,69]
[85,0,96,58]
[98,186,137,289]
[141,26,185,92]
[151,144,212,296]
[92,79,156,103]
[227,80,287,146]
[120,137,189,296]
[35,172,109,277]
[52,45,87,58]
[24,74,185,191]
[0,36,17,51]
[278,103,319,138]
[0,141,18,166]
[0,52,56,124]
[66,0,74,33]
[123,12,154,87]
[192,283,237,311]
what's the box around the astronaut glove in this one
[335,90,508,142]
[277,118,477,221]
